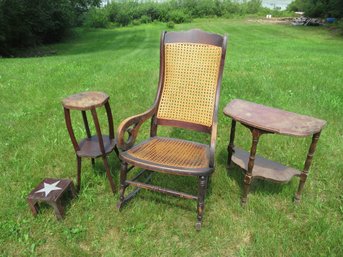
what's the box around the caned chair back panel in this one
[156,42,222,128]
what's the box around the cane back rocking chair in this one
[116,29,227,230]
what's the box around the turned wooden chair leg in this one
[102,156,116,194]
[242,129,261,206]
[295,132,321,203]
[196,176,207,231]
[76,156,82,192]
[117,162,128,210]
[227,120,236,169]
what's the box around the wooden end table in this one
[223,99,326,205]
[62,91,118,194]
[27,178,76,220]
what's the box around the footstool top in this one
[28,178,73,202]
[62,91,109,110]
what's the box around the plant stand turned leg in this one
[102,156,116,194]
[76,156,82,192]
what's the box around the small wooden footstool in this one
[27,178,76,220]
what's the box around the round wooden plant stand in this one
[62,91,118,194]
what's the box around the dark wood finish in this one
[227,120,236,168]
[120,137,212,176]
[127,180,198,200]
[232,147,301,183]
[117,169,153,208]
[164,29,225,47]
[241,129,261,205]
[196,176,207,230]
[76,156,81,191]
[62,91,118,194]
[117,162,128,210]
[64,108,79,152]
[81,110,96,166]
[295,132,321,203]
[116,29,228,229]
[81,111,92,138]
[105,101,115,139]
[27,178,76,220]
[77,136,116,157]
[224,99,326,137]
[156,118,212,134]
[224,99,326,204]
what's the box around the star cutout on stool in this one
[35,181,62,197]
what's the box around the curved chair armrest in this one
[209,122,217,168]
[117,107,156,151]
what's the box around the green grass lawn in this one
[0,18,342,256]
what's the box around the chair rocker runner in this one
[116,29,227,230]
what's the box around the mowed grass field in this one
[0,19,342,256]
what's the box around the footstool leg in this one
[28,199,39,216]
[51,200,64,220]
[227,120,236,169]
[295,132,321,203]
[242,129,261,206]
[69,181,77,198]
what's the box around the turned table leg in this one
[227,120,236,169]
[295,132,321,203]
[242,128,261,206]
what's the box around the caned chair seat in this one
[120,137,212,176]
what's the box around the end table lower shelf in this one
[232,147,301,183]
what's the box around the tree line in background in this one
[287,0,343,19]
[84,0,267,28]
[1,0,342,56]
[0,0,101,56]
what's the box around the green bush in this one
[167,21,175,29]
[84,7,108,28]
[167,10,191,24]
[132,19,141,26]
[140,15,152,24]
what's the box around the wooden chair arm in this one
[117,107,156,151]
[209,121,217,168]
